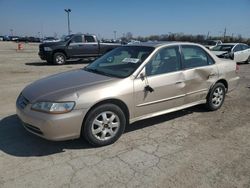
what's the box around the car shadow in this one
[25,59,93,66]
[126,105,206,133]
[0,105,206,157]
[0,115,92,157]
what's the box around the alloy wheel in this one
[91,111,120,141]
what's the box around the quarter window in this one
[182,46,213,69]
[146,46,181,76]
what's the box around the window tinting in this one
[71,35,83,43]
[182,46,212,69]
[85,36,95,42]
[146,46,181,76]
[241,44,249,50]
[233,45,242,52]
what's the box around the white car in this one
[204,40,222,49]
[211,43,250,63]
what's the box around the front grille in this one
[23,123,43,135]
[17,94,30,109]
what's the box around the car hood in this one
[22,69,116,103]
[40,41,66,47]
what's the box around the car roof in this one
[126,41,201,48]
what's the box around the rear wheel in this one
[82,104,126,147]
[206,83,226,111]
[53,52,66,65]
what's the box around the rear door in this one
[180,45,218,104]
[82,35,99,56]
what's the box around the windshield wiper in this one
[83,67,116,77]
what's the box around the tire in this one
[53,52,66,65]
[206,83,226,111]
[82,104,126,147]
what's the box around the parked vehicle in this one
[203,40,222,49]
[39,34,121,65]
[16,37,40,43]
[9,36,20,41]
[17,42,239,146]
[211,43,250,63]
[42,37,60,43]
[0,36,4,41]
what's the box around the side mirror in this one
[138,67,146,80]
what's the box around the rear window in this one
[182,45,214,69]
[85,36,95,42]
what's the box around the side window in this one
[146,46,181,76]
[71,35,83,43]
[233,45,242,52]
[182,46,212,69]
[85,36,95,43]
[241,44,249,50]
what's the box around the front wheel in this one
[82,104,126,147]
[53,52,66,65]
[206,83,226,111]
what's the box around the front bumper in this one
[38,50,53,61]
[16,104,87,141]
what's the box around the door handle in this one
[175,81,184,84]
[209,73,217,77]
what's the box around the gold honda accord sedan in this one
[16,42,239,146]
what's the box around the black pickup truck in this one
[39,34,121,65]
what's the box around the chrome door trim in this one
[136,94,185,107]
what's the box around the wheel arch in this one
[53,49,68,58]
[207,78,228,100]
[81,98,130,132]
[215,79,228,92]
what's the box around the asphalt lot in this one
[0,41,250,188]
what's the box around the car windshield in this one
[84,46,154,78]
[211,45,234,52]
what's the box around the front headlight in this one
[44,47,52,51]
[31,102,75,114]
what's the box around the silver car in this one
[16,42,239,146]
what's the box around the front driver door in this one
[67,35,85,57]
[134,46,185,119]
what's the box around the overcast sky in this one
[0,0,250,39]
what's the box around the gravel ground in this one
[0,41,250,188]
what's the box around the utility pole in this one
[64,9,72,35]
[10,29,13,36]
[206,31,210,39]
[113,30,117,41]
[223,27,227,42]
